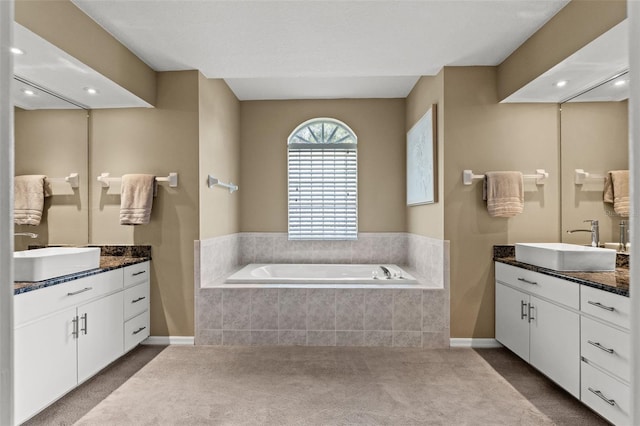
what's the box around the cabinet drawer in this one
[581,286,629,329]
[124,311,150,352]
[581,361,630,426]
[581,316,630,382]
[124,282,150,320]
[15,269,123,326]
[124,261,150,288]
[495,263,579,309]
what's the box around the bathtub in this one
[226,264,417,284]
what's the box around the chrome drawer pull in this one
[521,301,528,320]
[587,301,615,312]
[132,271,146,277]
[517,277,537,285]
[81,313,88,335]
[132,326,147,335]
[588,388,616,406]
[131,296,146,304]
[67,287,93,296]
[588,340,614,354]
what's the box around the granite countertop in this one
[14,245,151,296]
[493,245,629,297]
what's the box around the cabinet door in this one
[529,296,580,397]
[495,282,530,362]
[14,307,78,424]
[77,291,124,383]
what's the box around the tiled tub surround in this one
[195,233,450,347]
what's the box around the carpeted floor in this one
[27,345,607,426]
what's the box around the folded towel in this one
[483,171,524,218]
[603,170,629,217]
[14,175,51,226]
[120,174,157,225]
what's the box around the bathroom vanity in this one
[13,250,150,424]
[494,246,629,425]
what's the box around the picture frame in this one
[407,104,437,206]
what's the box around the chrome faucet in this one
[15,232,38,239]
[567,220,599,247]
[619,220,628,252]
[379,265,392,279]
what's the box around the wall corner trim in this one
[143,336,195,346]
[449,338,502,348]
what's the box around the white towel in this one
[483,171,524,218]
[14,175,51,226]
[120,174,156,225]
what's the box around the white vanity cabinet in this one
[579,287,630,425]
[495,262,580,397]
[14,260,151,425]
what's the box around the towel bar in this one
[207,175,238,193]
[97,172,179,188]
[46,173,79,188]
[462,169,548,186]
[574,169,606,185]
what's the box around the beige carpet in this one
[72,346,566,425]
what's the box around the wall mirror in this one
[560,71,629,249]
[13,78,89,251]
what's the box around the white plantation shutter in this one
[288,119,357,240]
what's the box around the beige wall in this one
[14,109,88,251]
[16,0,157,106]
[497,0,626,101]
[89,71,200,337]
[405,72,445,239]
[240,99,406,233]
[443,67,560,338]
[561,101,629,244]
[198,75,241,238]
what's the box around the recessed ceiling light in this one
[10,47,24,55]
[554,80,568,88]
[83,87,98,95]
[614,80,626,87]
[21,88,36,96]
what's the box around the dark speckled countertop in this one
[494,245,629,297]
[14,245,151,296]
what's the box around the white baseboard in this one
[449,338,502,348]
[143,336,195,346]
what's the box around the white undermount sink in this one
[515,243,616,272]
[14,247,101,282]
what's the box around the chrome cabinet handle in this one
[588,340,614,354]
[81,313,88,335]
[72,316,79,338]
[587,301,615,312]
[133,326,147,335]
[588,388,616,406]
[517,277,537,285]
[131,296,146,304]
[132,271,146,277]
[528,304,535,323]
[67,287,93,296]
[520,301,528,320]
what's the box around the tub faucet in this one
[379,265,392,279]
[566,220,599,247]
[15,232,38,239]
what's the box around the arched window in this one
[287,118,358,240]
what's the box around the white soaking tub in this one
[226,264,417,285]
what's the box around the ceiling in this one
[13,23,152,109]
[71,0,570,100]
[502,19,628,103]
